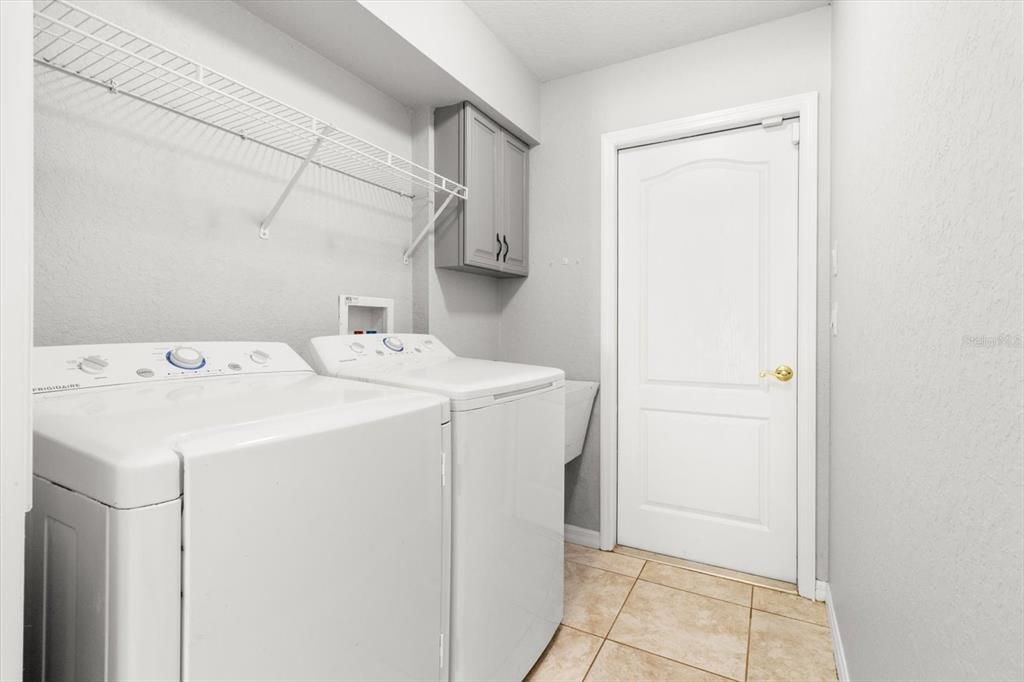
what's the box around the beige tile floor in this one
[526,544,837,682]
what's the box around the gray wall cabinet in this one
[435,103,529,278]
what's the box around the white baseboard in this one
[820,581,850,682]
[564,524,600,548]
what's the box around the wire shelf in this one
[32,0,468,203]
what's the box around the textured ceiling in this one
[464,0,829,82]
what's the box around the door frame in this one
[599,93,818,598]
[0,1,35,678]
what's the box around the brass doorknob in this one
[760,365,794,382]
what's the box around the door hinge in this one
[761,116,784,129]
[792,121,801,146]
[441,451,446,487]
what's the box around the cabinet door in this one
[463,107,503,271]
[500,132,529,276]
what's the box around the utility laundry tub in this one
[564,380,598,464]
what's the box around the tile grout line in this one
[564,546,648,578]
[564,557,645,579]
[743,605,753,682]
[558,622,604,638]
[633,576,753,610]
[584,543,800,597]
[607,639,743,681]
[633,560,796,594]
[579,635,607,681]
[602,560,644,638]
[602,633,746,682]
[568,551,756,610]
[579,559,646,682]
[612,547,798,595]
[750,606,830,629]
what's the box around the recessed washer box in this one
[339,294,394,334]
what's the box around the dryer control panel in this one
[33,342,312,394]
[309,334,455,378]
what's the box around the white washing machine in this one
[25,342,452,682]
[309,334,565,682]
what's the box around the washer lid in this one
[368,357,564,402]
[33,344,446,509]
[309,334,564,404]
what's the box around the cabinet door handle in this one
[502,235,509,262]
[496,233,502,261]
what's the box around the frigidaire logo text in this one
[33,383,81,393]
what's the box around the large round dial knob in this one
[250,349,271,364]
[79,355,108,374]
[383,336,404,352]
[167,346,205,370]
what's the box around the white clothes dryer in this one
[309,334,565,682]
[25,342,451,682]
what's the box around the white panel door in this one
[617,121,799,581]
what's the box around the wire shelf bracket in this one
[403,193,456,264]
[32,0,467,249]
[258,136,323,240]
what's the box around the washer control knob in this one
[250,349,271,364]
[350,342,365,354]
[167,346,205,370]
[79,355,108,374]
[383,336,404,352]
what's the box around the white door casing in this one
[617,122,798,581]
[599,94,818,597]
[0,2,34,679]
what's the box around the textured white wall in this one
[427,270,503,360]
[35,0,416,357]
[829,1,1023,679]
[500,7,833,575]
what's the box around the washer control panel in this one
[310,334,454,377]
[33,342,312,394]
